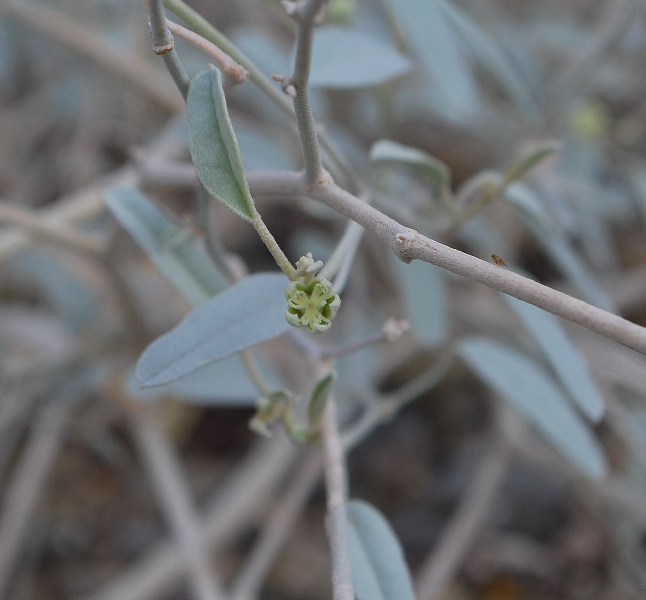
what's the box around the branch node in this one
[382,318,410,342]
[152,40,174,55]
[306,168,333,192]
[394,228,418,263]
[272,74,297,98]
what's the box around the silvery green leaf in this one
[392,0,478,119]
[459,338,607,479]
[137,273,290,387]
[503,141,562,186]
[371,139,451,189]
[508,185,615,312]
[437,0,538,116]
[129,355,278,407]
[187,67,257,221]
[9,251,98,334]
[504,183,559,237]
[347,500,415,600]
[105,187,226,305]
[309,27,411,89]
[503,296,605,422]
[395,258,447,348]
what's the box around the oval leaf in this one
[437,0,538,117]
[137,273,290,387]
[309,27,411,89]
[503,295,605,422]
[371,139,451,189]
[129,355,279,406]
[394,0,478,119]
[347,500,415,600]
[105,187,227,305]
[187,67,256,221]
[459,338,607,479]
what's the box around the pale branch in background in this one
[1,0,183,112]
[166,18,247,83]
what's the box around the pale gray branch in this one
[0,399,71,598]
[127,405,225,600]
[230,452,321,600]
[248,170,646,355]
[321,390,354,600]
[415,433,510,599]
[86,436,297,600]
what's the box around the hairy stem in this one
[290,0,326,185]
[251,215,297,280]
[145,0,190,99]
[322,390,354,600]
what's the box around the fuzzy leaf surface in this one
[137,273,290,387]
[187,67,256,220]
[347,500,415,600]
[459,338,606,478]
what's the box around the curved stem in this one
[251,215,297,280]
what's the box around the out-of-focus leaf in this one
[309,27,411,88]
[459,338,607,479]
[9,251,98,334]
[503,141,562,186]
[346,500,415,600]
[395,258,447,348]
[370,139,451,189]
[504,183,559,236]
[137,273,290,387]
[392,0,478,119]
[129,355,278,406]
[105,187,226,305]
[234,120,296,171]
[308,371,335,424]
[187,67,257,220]
[455,170,503,210]
[437,0,538,116]
[508,184,615,311]
[503,295,605,422]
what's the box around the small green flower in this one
[285,276,341,333]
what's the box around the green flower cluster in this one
[285,276,341,333]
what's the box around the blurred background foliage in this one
[1,0,646,598]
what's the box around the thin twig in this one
[1,0,183,112]
[415,431,510,600]
[321,389,354,600]
[86,435,297,600]
[289,0,326,186]
[166,18,247,83]
[0,398,71,598]
[145,0,190,98]
[230,452,322,600]
[162,0,355,188]
[342,352,455,451]
[126,403,225,600]
[0,203,103,256]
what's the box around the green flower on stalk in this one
[285,276,341,333]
